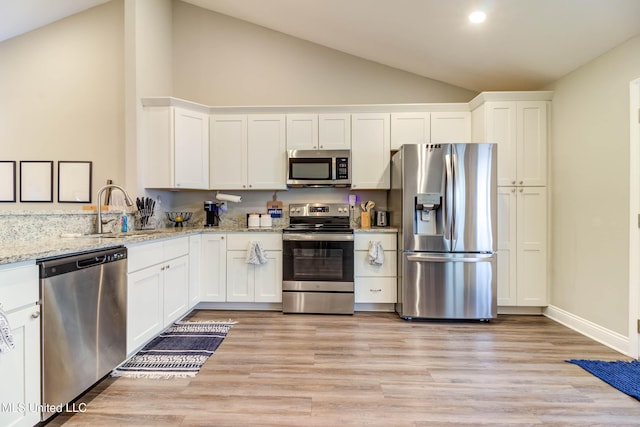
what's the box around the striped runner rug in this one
[112,320,235,379]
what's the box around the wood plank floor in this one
[48,310,640,426]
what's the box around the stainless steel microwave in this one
[287,149,351,187]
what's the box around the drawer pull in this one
[370,288,382,292]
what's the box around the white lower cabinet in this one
[0,262,40,427]
[188,235,202,308]
[200,233,227,302]
[497,186,548,306]
[354,233,397,303]
[226,233,282,303]
[126,237,190,355]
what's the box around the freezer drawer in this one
[397,252,496,320]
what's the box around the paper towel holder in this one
[215,191,242,203]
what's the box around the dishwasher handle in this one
[77,255,107,269]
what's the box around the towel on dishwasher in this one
[0,303,15,353]
[246,241,268,265]
[367,240,385,265]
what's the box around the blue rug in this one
[567,359,640,400]
[112,320,234,379]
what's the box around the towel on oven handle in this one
[0,302,15,353]
[246,241,268,265]
[367,240,385,265]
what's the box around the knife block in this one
[361,212,371,229]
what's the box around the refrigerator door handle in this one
[444,153,454,241]
[406,253,494,263]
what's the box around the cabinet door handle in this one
[512,180,516,185]
[519,180,523,185]
[31,311,40,319]
[519,188,523,193]
[166,264,170,269]
[221,236,225,240]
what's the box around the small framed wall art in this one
[58,161,92,203]
[0,161,16,202]
[20,160,53,202]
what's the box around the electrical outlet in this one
[349,194,356,206]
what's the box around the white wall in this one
[546,34,640,336]
[171,1,476,106]
[0,0,124,209]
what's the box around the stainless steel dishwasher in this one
[39,246,127,421]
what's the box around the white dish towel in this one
[246,241,268,265]
[0,302,15,353]
[368,240,385,265]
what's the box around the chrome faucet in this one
[96,184,134,234]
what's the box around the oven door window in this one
[293,248,343,280]
[289,158,332,180]
[283,240,354,282]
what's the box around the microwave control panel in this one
[336,157,349,180]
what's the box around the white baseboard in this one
[354,303,395,312]
[544,305,630,356]
[195,302,396,313]
[497,306,544,315]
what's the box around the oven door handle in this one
[282,233,354,242]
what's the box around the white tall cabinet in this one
[471,92,552,309]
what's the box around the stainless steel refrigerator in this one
[389,143,497,320]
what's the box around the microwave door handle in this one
[331,157,336,180]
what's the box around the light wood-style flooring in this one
[48,310,640,426]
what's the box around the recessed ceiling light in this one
[469,11,487,24]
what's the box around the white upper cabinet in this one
[474,100,548,186]
[286,114,318,150]
[390,112,430,150]
[430,111,471,143]
[210,115,247,190]
[351,113,390,189]
[319,114,351,149]
[247,115,287,189]
[210,114,286,190]
[143,106,209,189]
[390,111,471,149]
[286,113,350,150]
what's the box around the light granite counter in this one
[0,225,287,266]
[1,223,397,266]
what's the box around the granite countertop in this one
[1,224,398,266]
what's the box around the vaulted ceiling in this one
[2,0,640,91]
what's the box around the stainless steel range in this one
[282,203,354,314]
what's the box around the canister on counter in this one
[247,213,260,228]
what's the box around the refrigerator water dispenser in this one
[415,193,441,235]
